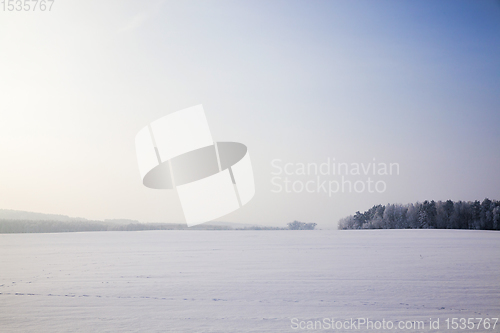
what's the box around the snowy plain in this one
[0,230,499,332]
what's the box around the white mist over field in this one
[1,1,499,228]
[1,230,498,332]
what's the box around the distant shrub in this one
[287,221,317,230]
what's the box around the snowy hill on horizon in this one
[0,209,280,230]
[0,209,89,222]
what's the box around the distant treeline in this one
[0,220,300,233]
[338,199,500,230]
[236,226,286,230]
[0,220,233,233]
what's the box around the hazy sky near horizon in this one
[1,0,499,228]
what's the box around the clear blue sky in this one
[1,0,499,228]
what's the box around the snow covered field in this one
[0,230,498,332]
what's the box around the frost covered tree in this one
[287,221,317,230]
[406,203,419,229]
[337,199,500,230]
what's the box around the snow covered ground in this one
[0,230,498,332]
